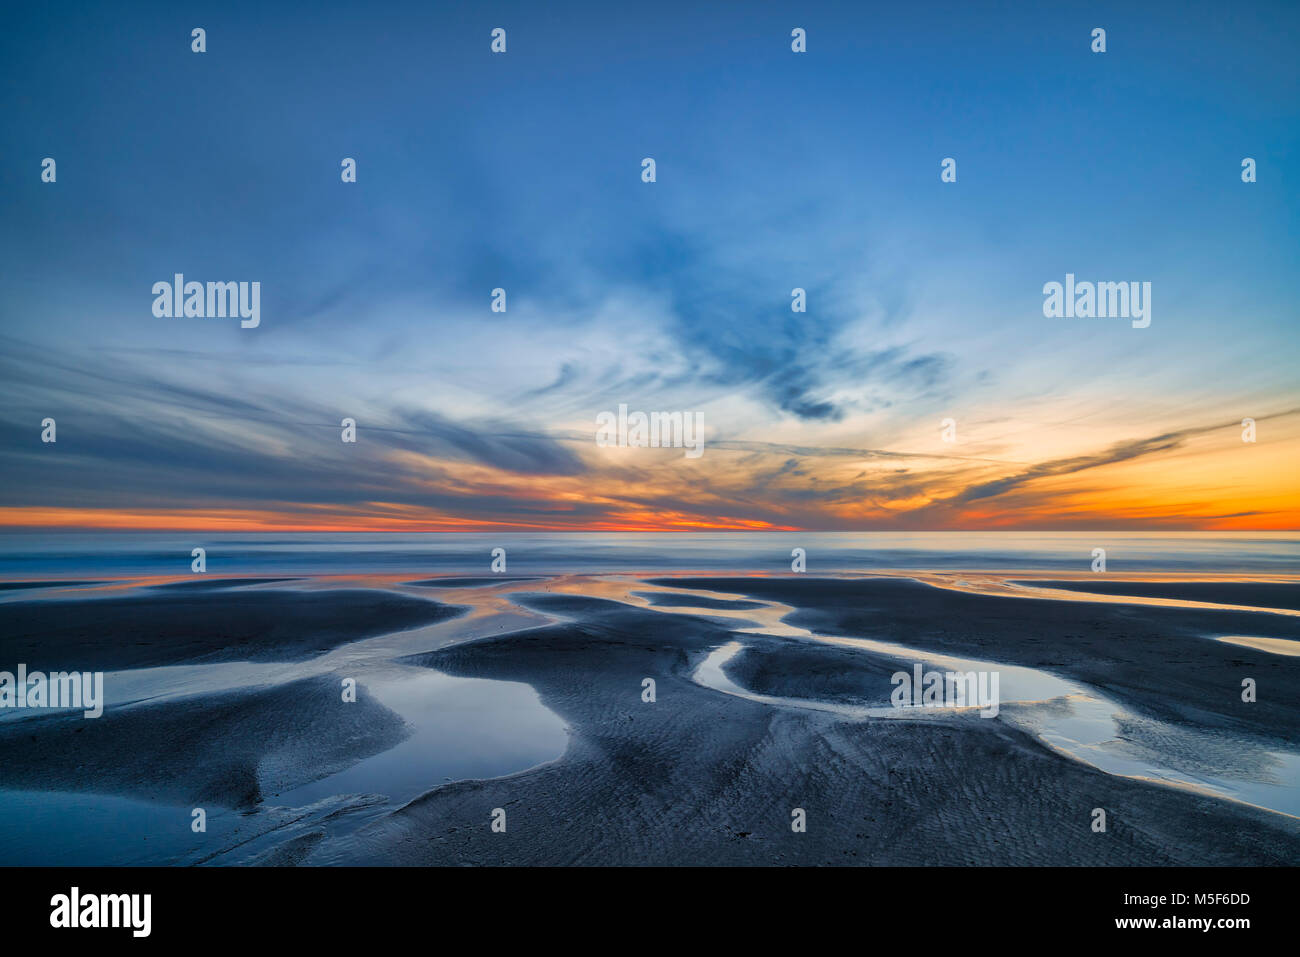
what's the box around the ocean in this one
[1,530,1296,578]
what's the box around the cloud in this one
[944,413,1299,507]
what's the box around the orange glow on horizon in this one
[0,504,1293,533]
[4,411,1295,533]
[0,506,803,533]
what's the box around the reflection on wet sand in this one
[2,567,1298,866]
[1217,635,1300,657]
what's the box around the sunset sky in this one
[2,2,1297,532]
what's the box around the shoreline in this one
[0,570,1297,865]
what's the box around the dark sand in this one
[406,577,542,588]
[0,581,102,591]
[633,590,766,610]
[723,634,908,707]
[648,577,1300,749]
[1012,579,1300,612]
[3,576,1298,865]
[323,588,1300,866]
[144,577,304,591]
[0,674,408,809]
[0,588,462,671]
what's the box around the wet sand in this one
[646,576,1300,749]
[0,674,409,809]
[0,587,461,670]
[1009,579,1300,612]
[1,573,1298,865]
[333,588,1300,865]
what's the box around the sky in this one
[1,0,1297,532]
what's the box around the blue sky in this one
[2,0,1297,530]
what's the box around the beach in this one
[0,559,1297,866]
